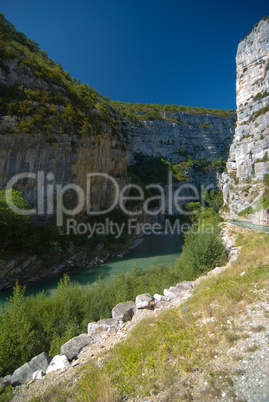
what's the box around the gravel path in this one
[230,297,269,401]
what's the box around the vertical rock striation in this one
[223,17,269,223]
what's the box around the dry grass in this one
[32,230,269,401]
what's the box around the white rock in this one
[32,370,44,380]
[153,294,170,302]
[46,355,69,374]
[136,293,154,309]
[163,288,178,299]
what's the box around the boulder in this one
[136,293,155,309]
[87,319,119,341]
[46,355,69,374]
[164,281,194,299]
[60,334,94,361]
[153,294,170,302]
[112,301,136,322]
[163,287,179,299]
[10,352,51,386]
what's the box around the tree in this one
[0,189,30,248]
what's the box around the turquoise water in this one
[0,233,183,308]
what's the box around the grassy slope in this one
[20,226,269,401]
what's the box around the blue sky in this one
[1,0,268,109]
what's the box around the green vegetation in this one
[249,105,269,122]
[256,151,269,162]
[256,173,269,211]
[0,190,31,249]
[238,206,254,217]
[253,90,269,102]
[203,189,224,213]
[128,155,170,186]
[0,189,69,255]
[0,13,235,140]
[0,14,119,137]
[36,230,269,401]
[111,100,235,122]
[163,157,227,182]
[0,188,129,258]
[0,212,225,377]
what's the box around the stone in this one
[60,334,94,361]
[136,293,155,309]
[153,294,170,302]
[10,352,51,386]
[46,355,69,374]
[181,305,189,313]
[21,259,31,269]
[32,370,44,380]
[112,301,136,322]
[164,281,194,299]
[175,281,194,291]
[164,288,179,299]
[87,319,119,341]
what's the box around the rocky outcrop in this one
[223,17,269,223]
[87,319,119,342]
[164,281,194,299]
[121,113,235,165]
[0,36,128,215]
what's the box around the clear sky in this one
[0,0,268,109]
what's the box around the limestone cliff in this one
[0,130,127,213]
[121,112,235,165]
[114,104,235,192]
[0,15,128,212]
[223,17,269,223]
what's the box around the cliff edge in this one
[223,17,269,223]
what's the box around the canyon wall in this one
[223,17,269,223]
[0,55,128,213]
[0,130,127,213]
[122,112,235,165]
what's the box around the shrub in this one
[176,217,225,275]
[0,213,225,377]
[238,206,254,216]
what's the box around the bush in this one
[202,189,224,213]
[0,210,226,377]
[238,206,254,216]
[176,217,225,275]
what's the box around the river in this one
[0,233,184,308]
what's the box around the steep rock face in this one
[0,129,127,214]
[0,54,128,214]
[223,17,269,222]
[122,113,235,164]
